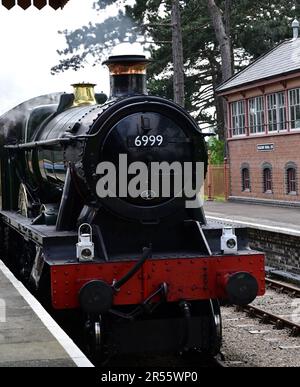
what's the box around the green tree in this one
[52,0,300,139]
[208,137,225,165]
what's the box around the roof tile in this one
[217,39,300,92]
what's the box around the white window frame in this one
[249,96,265,134]
[231,101,246,136]
[289,88,300,130]
[267,92,286,133]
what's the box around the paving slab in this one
[0,260,93,367]
[205,201,300,236]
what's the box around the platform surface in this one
[205,201,300,236]
[0,261,93,367]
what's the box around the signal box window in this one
[287,167,297,195]
[263,167,272,193]
[242,168,251,192]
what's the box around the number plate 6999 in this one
[128,135,165,147]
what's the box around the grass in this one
[204,195,226,203]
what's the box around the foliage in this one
[52,0,300,136]
[208,137,225,165]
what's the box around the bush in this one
[207,138,225,165]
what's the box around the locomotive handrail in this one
[202,132,216,137]
[4,138,73,150]
[78,223,93,239]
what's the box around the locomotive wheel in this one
[95,321,101,347]
[180,299,222,359]
[195,299,222,356]
[208,299,222,355]
[84,316,109,365]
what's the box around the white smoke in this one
[110,42,146,57]
[0,0,108,116]
[0,94,61,140]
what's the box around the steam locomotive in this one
[0,54,265,361]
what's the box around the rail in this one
[236,278,300,337]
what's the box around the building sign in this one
[1,0,69,9]
[257,143,274,152]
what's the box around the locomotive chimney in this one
[103,55,151,99]
[72,83,97,107]
[292,18,300,40]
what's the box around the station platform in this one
[0,260,93,367]
[205,200,300,285]
[204,201,300,236]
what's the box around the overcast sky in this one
[0,0,130,115]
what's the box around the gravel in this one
[221,288,300,367]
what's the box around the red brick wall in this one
[229,133,300,202]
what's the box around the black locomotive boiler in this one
[0,55,265,361]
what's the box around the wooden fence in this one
[204,161,229,200]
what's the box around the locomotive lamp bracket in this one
[221,227,238,255]
[76,223,95,262]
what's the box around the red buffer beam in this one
[2,0,69,9]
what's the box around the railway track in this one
[236,278,300,337]
[213,355,228,368]
[265,278,300,298]
[239,304,300,337]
